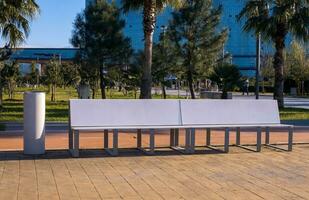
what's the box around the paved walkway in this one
[233,94,309,110]
[1,144,309,200]
[1,129,309,150]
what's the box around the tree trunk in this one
[0,84,3,108]
[140,0,156,99]
[92,89,96,99]
[221,89,228,99]
[273,30,286,108]
[51,84,56,102]
[100,65,106,99]
[161,83,166,99]
[187,70,195,99]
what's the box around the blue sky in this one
[22,0,85,48]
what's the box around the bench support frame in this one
[236,127,262,152]
[264,126,293,152]
[137,129,155,155]
[104,130,119,156]
[205,128,230,153]
[171,128,195,154]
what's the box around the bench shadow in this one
[0,147,244,161]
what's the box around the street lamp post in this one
[256,33,261,99]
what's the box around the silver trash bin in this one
[23,92,46,155]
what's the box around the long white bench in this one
[68,99,293,157]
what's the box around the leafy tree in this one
[121,0,184,99]
[208,63,242,99]
[46,57,61,102]
[71,0,131,99]
[60,63,80,89]
[286,41,309,95]
[1,61,20,99]
[123,51,143,99]
[152,31,180,99]
[0,0,39,107]
[168,0,228,99]
[238,0,309,108]
[29,62,40,88]
[261,54,275,92]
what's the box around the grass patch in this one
[0,87,308,122]
[0,87,185,122]
[280,107,309,121]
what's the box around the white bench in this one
[68,99,293,157]
[69,99,182,157]
[180,100,293,153]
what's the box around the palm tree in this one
[237,0,308,108]
[0,0,39,107]
[122,0,184,99]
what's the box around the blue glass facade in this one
[91,0,261,76]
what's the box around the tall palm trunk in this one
[273,25,286,108]
[140,0,156,99]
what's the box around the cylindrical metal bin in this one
[23,92,46,155]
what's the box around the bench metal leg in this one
[170,129,175,147]
[149,129,155,154]
[68,128,73,151]
[206,128,211,146]
[236,127,240,146]
[175,129,179,146]
[265,127,270,144]
[185,129,191,154]
[224,128,230,153]
[71,130,79,157]
[106,129,119,156]
[104,129,109,149]
[256,127,262,152]
[137,129,142,148]
[264,126,293,152]
[288,126,293,151]
[190,128,195,153]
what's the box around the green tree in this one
[168,0,228,99]
[238,0,309,108]
[71,0,131,99]
[121,0,184,99]
[286,41,309,95]
[123,51,143,99]
[208,63,242,99]
[1,61,20,99]
[261,55,275,92]
[46,57,61,102]
[0,0,39,107]
[60,63,80,89]
[152,31,180,99]
[29,62,40,88]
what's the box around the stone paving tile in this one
[0,140,309,199]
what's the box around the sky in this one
[20,0,85,48]
[0,0,171,49]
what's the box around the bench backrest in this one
[180,100,280,126]
[70,99,181,128]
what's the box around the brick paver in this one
[0,130,309,199]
